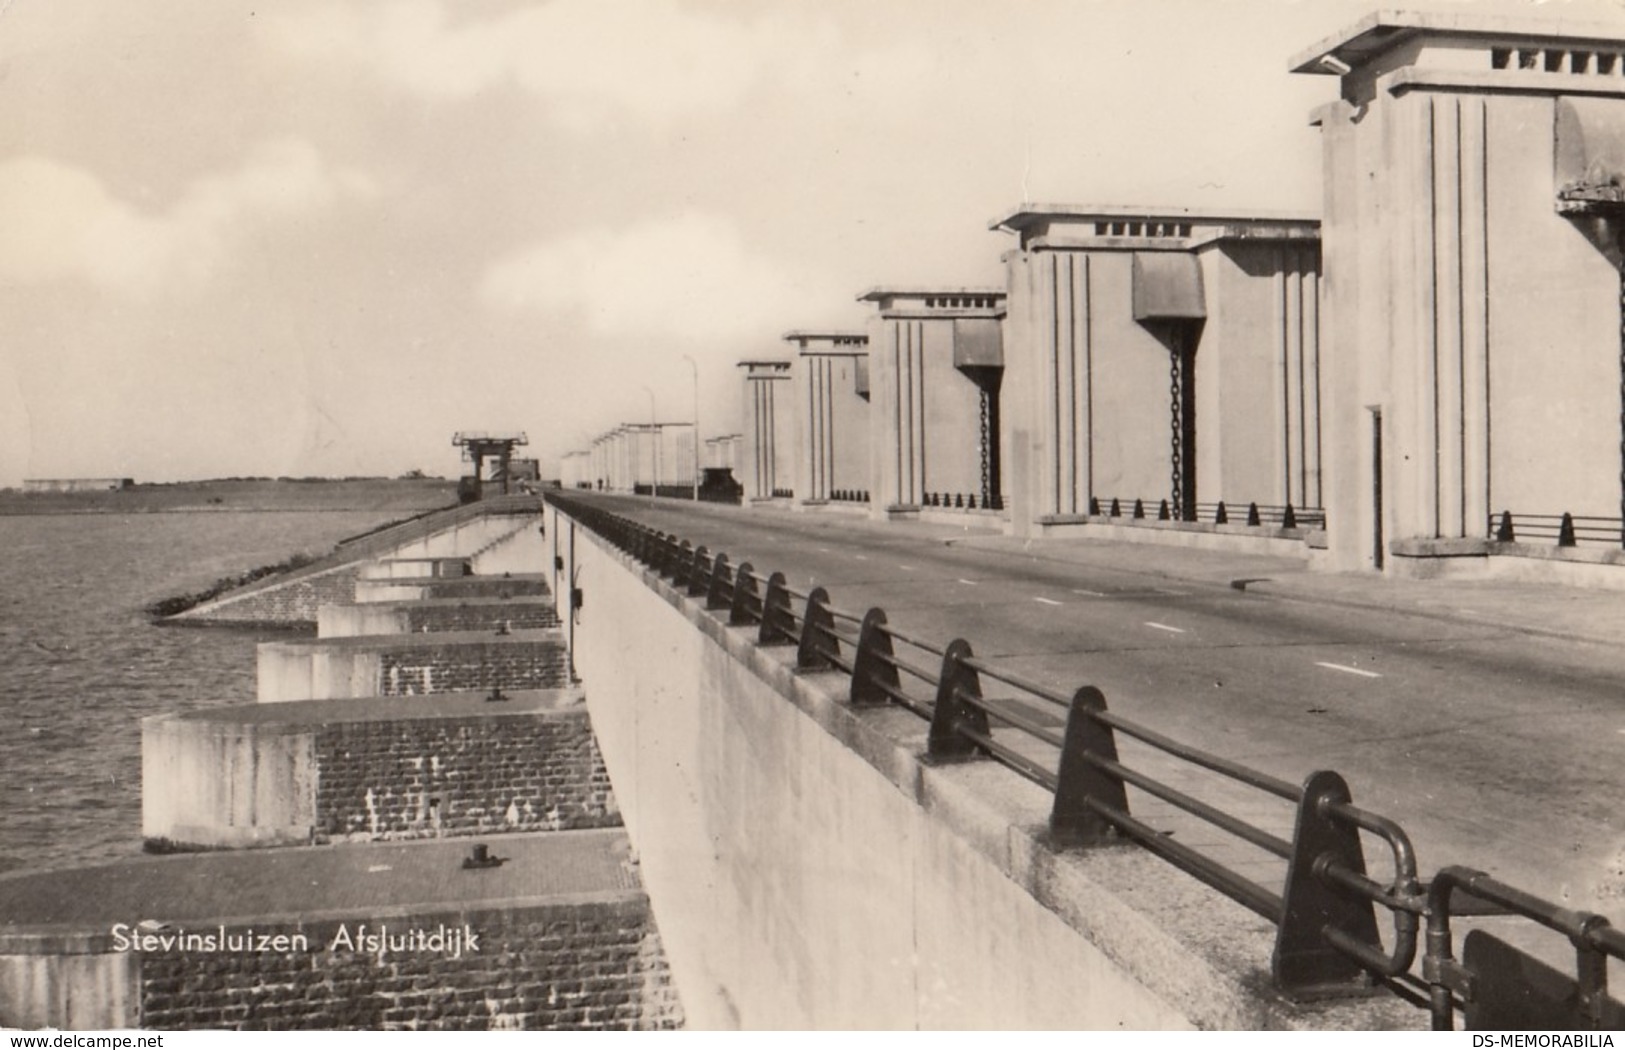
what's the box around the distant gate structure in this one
[452,431,528,500]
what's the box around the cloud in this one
[269,0,931,128]
[0,139,374,298]
[480,212,829,342]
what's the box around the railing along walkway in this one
[547,491,1623,1030]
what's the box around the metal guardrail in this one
[1490,510,1625,548]
[547,491,1622,1028]
[1091,497,1326,530]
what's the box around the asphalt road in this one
[562,494,1625,926]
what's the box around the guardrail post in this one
[1559,512,1577,547]
[1215,501,1229,525]
[1248,502,1262,527]
[1110,498,1121,517]
[1495,510,1515,542]
[707,553,732,610]
[1089,496,1101,516]
[688,546,711,597]
[850,608,900,707]
[1049,686,1129,847]
[1283,504,1298,529]
[730,562,759,626]
[760,572,796,646]
[1133,498,1145,519]
[1273,769,1381,997]
[928,639,990,759]
[672,540,692,586]
[1158,499,1170,521]
[797,588,836,671]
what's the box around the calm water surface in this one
[0,511,406,874]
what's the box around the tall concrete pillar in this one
[785,331,870,506]
[993,207,1322,537]
[738,360,793,502]
[1294,13,1625,571]
[858,288,1006,519]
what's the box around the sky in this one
[1,0,1621,485]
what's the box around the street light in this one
[681,354,700,501]
[639,385,658,499]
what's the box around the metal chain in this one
[1170,348,1183,519]
[980,387,991,508]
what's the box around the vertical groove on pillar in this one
[1083,255,1094,509]
[1051,254,1063,513]
[916,322,927,501]
[1065,255,1078,514]
[1277,248,1290,504]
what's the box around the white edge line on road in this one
[1034,596,1062,606]
[958,578,978,586]
[1144,622,1185,634]
[1316,661,1382,679]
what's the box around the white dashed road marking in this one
[898,564,915,571]
[1072,588,1107,597]
[1316,661,1382,679]
[1034,596,1062,606]
[854,555,867,561]
[958,578,978,586]
[1144,622,1185,634]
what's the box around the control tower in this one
[452,431,529,500]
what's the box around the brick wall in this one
[405,602,560,632]
[313,711,618,841]
[136,899,683,1030]
[172,565,360,629]
[418,578,549,600]
[379,640,572,696]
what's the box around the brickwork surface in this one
[413,577,550,600]
[136,899,684,1030]
[313,712,619,841]
[404,601,560,632]
[377,639,571,696]
[173,565,359,628]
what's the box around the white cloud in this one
[480,212,829,342]
[269,0,931,128]
[0,140,374,298]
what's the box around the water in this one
[0,511,406,875]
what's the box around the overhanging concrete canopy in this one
[1556,95,1625,214]
[1131,252,1206,321]
[952,318,1003,368]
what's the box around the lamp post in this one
[681,354,700,501]
[640,385,658,499]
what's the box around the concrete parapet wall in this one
[553,503,1417,1030]
[141,692,615,850]
[142,714,318,849]
[354,575,550,604]
[318,599,559,638]
[0,896,679,1030]
[257,631,570,702]
[472,522,547,577]
[359,558,470,580]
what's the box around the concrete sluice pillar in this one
[738,359,793,502]
[785,330,871,506]
[858,287,1007,519]
[994,206,1323,538]
[1294,12,1625,571]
